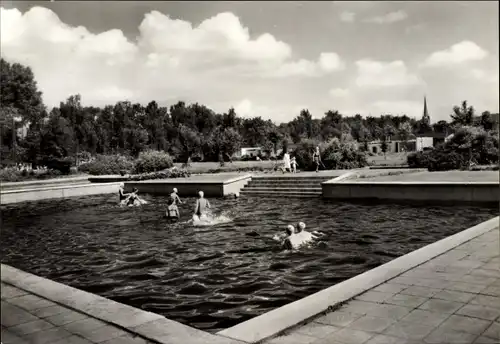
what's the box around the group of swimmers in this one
[119,184,211,221]
[273,222,323,249]
[118,184,322,249]
[165,188,211,221]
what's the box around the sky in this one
[1,1,498,124]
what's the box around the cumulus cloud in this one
[355,59,421,87]
[422,41,488,68]
[0,6,343,108]
[340,11,356,22]
[329,88,350,97]
[364,10,408,24]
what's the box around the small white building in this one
[238,147,263,158]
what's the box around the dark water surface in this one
[1,194,497,332]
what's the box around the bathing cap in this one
[173,188,178,193]
[119,183,124,188]
[199,191,204,197]
[298,222,306,229]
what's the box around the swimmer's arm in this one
[206,200,211,208]
[176,195,183,204]
[194,200,199,213]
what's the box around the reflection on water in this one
[0,194,497,332]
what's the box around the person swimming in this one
[193,191,211,221]
[166,188,182,219]
[126,188,140,206]
[118,183,131,202]
[295,222,321,241]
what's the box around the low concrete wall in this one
[125,174,252,198]
[322,181,499,203]
[1,182,120,205]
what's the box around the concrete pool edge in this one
[0,182,121,205]
[0,265,244,344]
[217,216,500,343]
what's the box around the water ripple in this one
[0,194,497,332]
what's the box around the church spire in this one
[422,95,430,126]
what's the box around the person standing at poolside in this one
[193,191,211,220]
[283,151,291,173]
[313,147,322,173]
[290,156,298,173]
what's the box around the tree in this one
[0,58,46,125]
[40,109,75,159]
[451,100,475,127]
[398,122,413,154]
[479,111,495,131]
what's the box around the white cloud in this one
[0,6,343,108]
[329,88,350,97]
[365,10,408,24]
[422,41,488,68]
[270,52,344,78]
[340,11,356,22]
[355,59,421,87]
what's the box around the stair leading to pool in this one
[240,176,333,198]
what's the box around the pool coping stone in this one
[0,265,245,344]
[0,181,121,195]
[217,216,499,343]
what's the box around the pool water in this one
[0,194,497,332]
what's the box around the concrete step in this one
[252,177,332,182]
[240,190,322,197]
[243,187,322,192]
[247,181,323,187]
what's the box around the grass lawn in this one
[367,153,408,166]
[173,160,280,174]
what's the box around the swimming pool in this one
[0,194,497,332]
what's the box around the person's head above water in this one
[173,188,178,193]
[119,183,124,189]
[198,191,204,198]
[297,222,306,232]
[285,225,295,236]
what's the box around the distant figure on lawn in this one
[283,151,291,173]
[313,147,322,173]
[166,188,182,219]
[193,191,211,222]
[291,156,298,173]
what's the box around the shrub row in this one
[0,167,66,182]
[127,169,190,181]
[78,150,173,175]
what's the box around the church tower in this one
[422,95,430,126]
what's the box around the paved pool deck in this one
[262,228,500,344]
[1,284,156,344]
[363,170,499,183]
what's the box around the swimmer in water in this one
[126,188,140,206]
[166,188,182,219]
[193,191,211,221]
[118,183,131,203]
[282,225,297,250]
[295,222,321,241]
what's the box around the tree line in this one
[1,58,498,166]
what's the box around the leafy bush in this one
[0,167,62,182]
[78,154,134,175]
[321,138,368,170]
[407,151,431,168]
[407,127,499,171]
[127,169,190,181]
[134,150,174,174]
[39,157,73,174]
[293,138,367,171]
